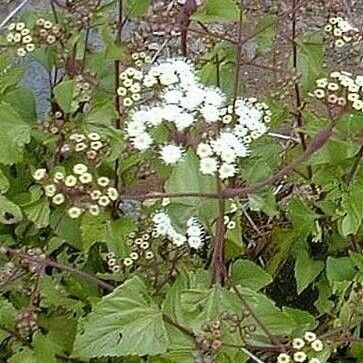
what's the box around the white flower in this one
[90,141,103,151]
[25,44,35,53]
[44,184,57,197]
[304,331,316,343]
[126,120,146,137]
[65,175,77,187]
[73,163,88,175]
[171,233,187,246]
[97,177,110,187]
[292,338,305,350]
[163,89,183,104]
[68,206,83,219]
[277,353,291,363]
[161,198,171,206]
[200,105,220,123]
[75,143,87,152]
[98,195,111,207]
[17,48,27,57]
[153,212,170,224]
[187,225,202,237]
[89,205,100,216]
[200,157,218,175]
[131,132,153,151]
[159,72,179,86]
[309,359,320,363]
[53,171,65,181]
[311,339,323,352]
[159,144,183,165]
[90,190,102,200]
[107,187,119,201]
[33,168,47,181]
[87,132,101,141]
[196,143,213,158]
[227,221,236,229]
[188,236,203,249]
[220,147,237,164]
[219,163,237,180]
[79,173,93,184]
[52,193,65,205]
[293,352,307,363]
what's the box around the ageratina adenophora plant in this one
[0,0,362,362]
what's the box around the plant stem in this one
[230,282,280,346]
[291,0,314,183]
[0,246,114,292]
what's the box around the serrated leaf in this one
[294,250,324,294]
[165,151,218,224]
[326,257,357,283]
[73,276,169,358]
[192,0,240,23]
[340,185,363,237]
[53,80,75,113]
[255,15,277,54]
[283,307,317,334]
[24,200,50,229]
[0,298,16,344]
[295,32,324,91]
[0,195,23,224]
[9,332,58,363]
[249,191,278,217]
[0,168,9,194]
[80,213,108,251]
[0,103,31,165]
[231,260,272,290]
[125,0,150,18]
[104,41,127,60]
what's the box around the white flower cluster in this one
[324,16,360,47]
[311,71,363,111]
[277,332,324,363]
[197,99,271,179]
[62,131,108,161]
[6,22,35,57]
[152,212,206,249]
[35,18,61,46]
[32,164,118,219]
[125,58,270,172]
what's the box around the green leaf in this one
[176,285,241,331]
[283,307,317,334]
[9,332,58,363]
[104,41,127,61]
[340,185,363,237]
[24,200,50,229]
[255,15,277,54]
[0,103,31,165]
[0,195,23,224]
[53,80,75,113]
[0,298,16,344]
[225,211,244,259]
[73,276,169,358]
[287,198,317,237]
[236,287,297,336]
[231,260,272,290]
[294,250,324,294]
[80,213,108,251]
[0,168,9,194]
[86,101,118,125]
[125,0,150,17]
[326,257,357,283]
[295,32,324,91]
[165,151,218,224]
[249,191,278,217]
[192,0,240,23]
